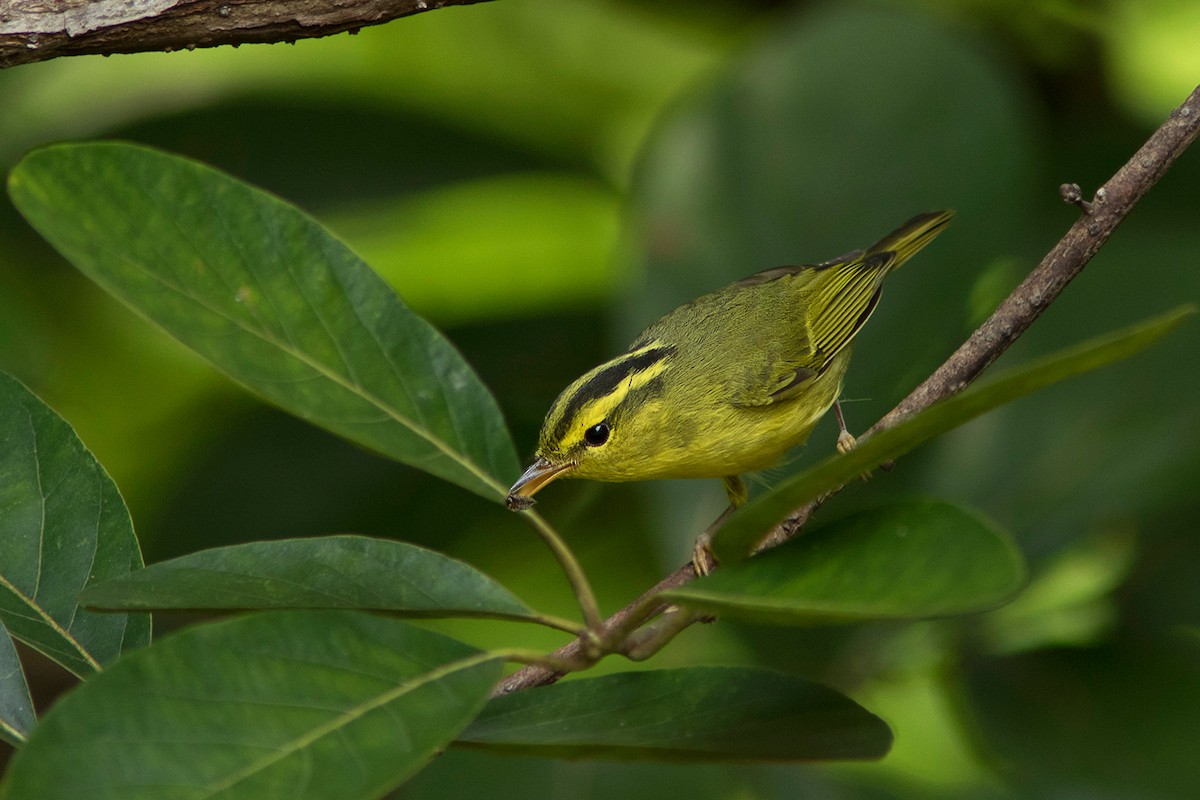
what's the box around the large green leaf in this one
[80,535,535,621]
[0,611,503,800]
[711,307,1194,563]
[6,142,518,502]
[0,373,149,677]
[460,667,891,762]
[668,500,1024,624]
[0,624,34,746]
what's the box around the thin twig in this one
[495,83,1200,695]
[0,0,491,69]
[522,510,604,635]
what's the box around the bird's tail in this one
[866,209,954,271]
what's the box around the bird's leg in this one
[691,475,748,576]
[722,474,749,507]
[834,398,857,454]
[834,398,876,481]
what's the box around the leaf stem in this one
[493,647,590,675]
[601,592,672,649]
[520,510,603,634]
[619,607,702,661]
[526,612,591,637]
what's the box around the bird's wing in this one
[727,254,889,407]
[799,252,890,371]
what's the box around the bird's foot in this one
[691,531,716,576]
[835,423,872,481]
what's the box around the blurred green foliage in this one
[1,0,1197,796]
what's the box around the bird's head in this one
[505,342,676,510]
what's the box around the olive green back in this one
[632,210,953,409]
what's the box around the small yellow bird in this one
[506,211,952,561]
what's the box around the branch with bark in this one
[497,81,1200,695]
[0,0,489,69]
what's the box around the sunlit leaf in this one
[0,624,34,746]
[0,611,502,800]
[982,527,1136,654]
[81,535,535,621]
[460,667,891,762]
[1107,0,1200,124]
[0,373,149,677]
[330,173,621,325]
[711,307,1194,563]
[668,500,1024,624]
[7,143,518,502]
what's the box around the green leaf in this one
[712,307,1194,563]
[80,534,535,621]
[0,611,503,800]
[667,500,1025,624]
[459,666,891,762]
[982,527,1135,654]
[0,373,150,677]
[0,624,35,746]
[6,142,518,502]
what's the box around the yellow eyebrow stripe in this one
[547,342,675,447]
[571,356,670,434]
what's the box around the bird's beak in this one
[505,456,574,511]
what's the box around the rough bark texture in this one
[0,0,490,68]
[497,82,1200,696]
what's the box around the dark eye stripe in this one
[551,345,676,443]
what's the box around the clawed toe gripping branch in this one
[500,82,1200,696]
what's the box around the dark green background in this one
[2,0,1197,796]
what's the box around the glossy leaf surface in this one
[711,307,1194,563]
[0,625,34,746]
[460,666,891,762]
[7,143,518,501]
[0,611,502,800]
[81,534,535,621]
[0,374,149,677]
[669,500,1025,624]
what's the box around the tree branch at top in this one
[0,0,491,69]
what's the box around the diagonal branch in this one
[0,0,491,69]
[495,81,1200,696]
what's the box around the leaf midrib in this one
[72,172,506,499]
[0,573,101,675]
[199,651,498,797]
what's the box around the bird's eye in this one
[583,422,610,447]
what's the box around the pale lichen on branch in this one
[0,0,491,68]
